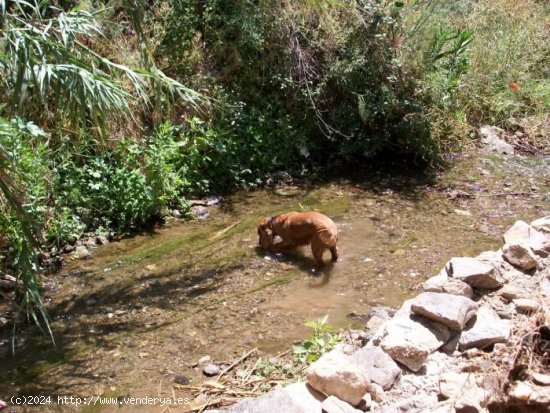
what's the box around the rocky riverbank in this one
[215,217,550,413]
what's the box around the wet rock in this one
[459,305,510,350]
[479,125,515,155]
[321,395,362,413]
[411,292,478,331]
[351,346,401,390]
[377,300,451,372]
[72,245,91,260]
[306,350,370,406]
[171,209,182,219]
[203,363,221,376]
[229,382,323,413]
[422,273,474,298]
[503,220,550,258]
[447,257,503,289]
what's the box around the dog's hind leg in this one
[330,246,338,262]
[311,240,326,267]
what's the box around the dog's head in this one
[257,216,275,249]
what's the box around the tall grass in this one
[403,0,550,125]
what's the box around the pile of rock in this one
[221,217,550,413]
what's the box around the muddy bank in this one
[0,151,548,412]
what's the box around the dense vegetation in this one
[0,0,548,338]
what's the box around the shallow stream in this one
[1,153,548,412]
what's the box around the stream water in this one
[0,152,548,412]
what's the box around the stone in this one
[513,298,540,313]
[411,292,478,331]
[229,382,324,413]
[479,125,515,155]
[512,382,532,400]
[475,250,525,282]
[351,346,401,390]
[202,363,221,376]
[439,372,487,412]
[503,220,550,258]
[72,245,91,260]
[480,295,516,319]
[377,300,451,372]
[459,306,510,350]
[96,235,109,245]
[365,307,394,335]
[531,216,550,234]
[498,283,530,301]
[192,205,210,220]
[63,244,76,253]
[198,355,211,364]
[356,393,372,411]
[533,373,550,386]
[422,273,474,298]
[502,242,539,271]
[173,375,190,385]
[321,395,362,413]
[365,382,386,403]
[447,257,503,289]
[306,350,370,406]
[479,126,515,154]
[171,209,182,219]
[380,395,439,413]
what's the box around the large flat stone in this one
[459,305,510,350]
[411,292,478,331]
[447,257,503,289]
[306,350,370,406]
[351,346,401,390]
[422,272,474,298]
[379,300,451,372]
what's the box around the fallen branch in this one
[218,347,257,379]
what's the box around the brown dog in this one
[258,211,339,267]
